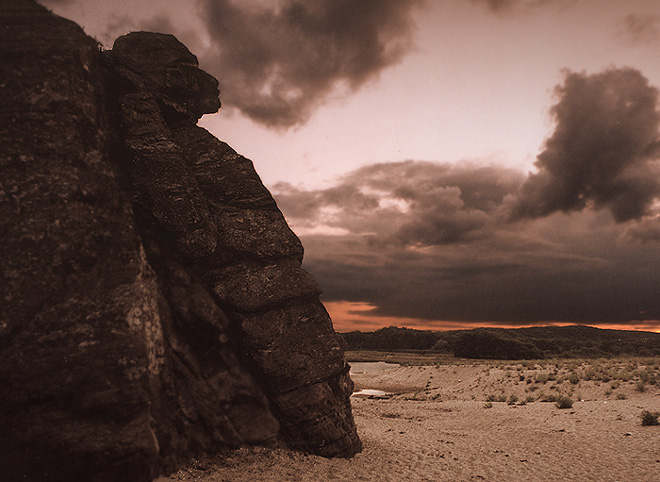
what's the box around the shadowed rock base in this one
[0,2,360,481]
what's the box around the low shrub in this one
[617,370,632,382]
[556,396,574,409]
[583,368,597,381]
[536,373,550,384]
[641,410,660,426]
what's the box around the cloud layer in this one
[275,161,523,246]
[273,67,660,328]
[277,160,660,327]
[197,0,422,128]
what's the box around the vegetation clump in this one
[453,330,542,360]
[556,396,574,409]
[536,373,550,384]
[641,410,660,426]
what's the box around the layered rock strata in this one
[0,2,360,481]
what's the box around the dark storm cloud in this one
[197,0,423,128]
[512,68,660,222]
[299,210,660,326]
[620,13,660,46]
[274,159,660,327]
[274,161,524,246]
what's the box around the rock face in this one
[0,2,360,481]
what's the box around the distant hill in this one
[340,325,660,359]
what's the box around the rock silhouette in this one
[0,2,361,481]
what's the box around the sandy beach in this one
[158,360,660,482]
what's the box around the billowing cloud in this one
[620,13,660,47]
[197,0,423,128]
[273,158,660,328]
[512,68,660,222]
[274,161,524,246]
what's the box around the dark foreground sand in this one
[157,362,660,482]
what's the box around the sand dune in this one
[159,361,660,482]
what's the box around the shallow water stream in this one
[349,361,400,375]
[351,389,388,397]
[349,362,400,397]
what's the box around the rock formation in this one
[0,1,360,481]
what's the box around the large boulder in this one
[103,29,362,459]
[0,2,360,481]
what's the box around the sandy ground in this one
[158,361,660,482]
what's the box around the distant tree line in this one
[340,325,660,359]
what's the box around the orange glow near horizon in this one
[325,300,660,334]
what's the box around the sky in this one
[43,0,660,333]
